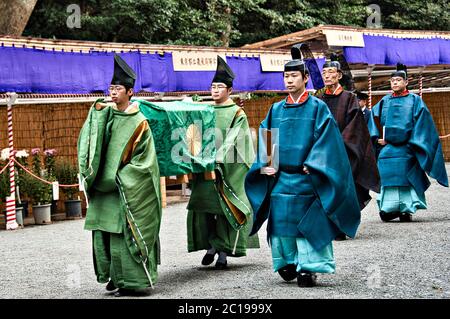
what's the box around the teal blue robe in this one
[245,95,360,252]
[368,93,448,212]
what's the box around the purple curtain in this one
[140,51,177,92]
[227,56,284,90]
[344,35,450,66]
[0,47,146,93]
[0,45,324,93]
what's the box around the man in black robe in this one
[318,55,380,240]
[355,90,371,123]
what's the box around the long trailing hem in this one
[187,208,258,257]
[270,236,335,274]
[377,186,427,214]
[92,230,157,289]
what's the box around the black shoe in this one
[399,213,412,222]
[201,252,216,266]
[297,271,317,288]
[379,211,400,222]
[114,288,132,297]
[215,260,228,270]
[106,280,117,291]
[278,264,297,282]
[335,233,347,241]
[114,288,151,297]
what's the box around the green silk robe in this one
[78,100,162,288]
[187,101,259,256]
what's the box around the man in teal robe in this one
[78,54,162,297]
[245,46,360,287]
[187,56,259,269]
[368,63,448,222]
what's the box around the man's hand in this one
[261,166,277,176]
[95,102,116,110]
[95,102,107,110]
[377,139,387,146]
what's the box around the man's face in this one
[283,71,308,94]
[390,76,408,93]
[322,67,342,86]
[109,85,132,104]
[211,82,231,103]
[358,99,367,108]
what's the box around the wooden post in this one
[160,177,166,208]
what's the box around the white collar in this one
[332,84,342,95]
[122,101,139,113]
[289,90,308,104]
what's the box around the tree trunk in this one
[0,0,38,36]
[220,6,232,47]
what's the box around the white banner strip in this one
[260,54,291,72]
[172,51,227,71]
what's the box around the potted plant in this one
[1,149,9,203]
[29,148,52,224]
[55,160,82,218]
[0,159,9,226]
[1,148,10,206]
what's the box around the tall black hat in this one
[323,53,342,71]
[354,90,369,100]
[212,56,235,87]
[284,43,324,90]
[323,53,354,91]
[284,44,309,74]
[111,54,136,89]
[391,63,408,80]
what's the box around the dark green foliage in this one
[23,0,449,47]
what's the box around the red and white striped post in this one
[367,65,374,109]
[5,92,18,230]
[418,67,424,99]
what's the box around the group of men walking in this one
[77,45,448,296]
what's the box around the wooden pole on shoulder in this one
[160,177,166,208]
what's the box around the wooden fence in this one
[0,92,449,223]
[0,92,448,166]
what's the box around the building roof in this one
[1,25,450,96]
[243,25,450,92]
[243,24,450,50]
[0,34,293,97]
[0,34,288,55]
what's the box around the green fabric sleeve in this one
[117,127,162,264]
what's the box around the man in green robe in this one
[78,54,162,297]
[187,56,259,269]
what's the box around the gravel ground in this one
[0,164,449,299]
